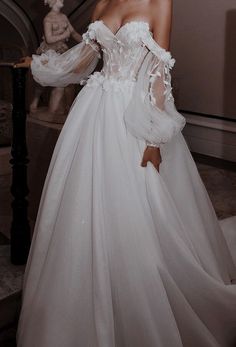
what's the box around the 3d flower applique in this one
[82,21,101,44]
[85,72,104,87]
[82,31,95,45]
[123,22,150,43]
[83,71,135,93]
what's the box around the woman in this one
[17,0,236,346]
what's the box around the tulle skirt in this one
[17,82,236,347]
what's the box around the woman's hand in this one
[14,56,32,68]
[141,146,162,172]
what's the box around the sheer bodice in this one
[83,21,150,83]
[82,20,175,87]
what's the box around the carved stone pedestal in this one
[30,106,67,124]
[30,85,76,124]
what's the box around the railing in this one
[0,63,31,265]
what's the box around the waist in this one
[83,71,136,92]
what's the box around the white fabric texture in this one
[123,50,186,146]
[17,20,236,347]
[31,39,100,87]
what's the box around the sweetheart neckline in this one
[87,19,173,58]
[91,20,151,37]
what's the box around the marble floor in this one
[0,154,236,347]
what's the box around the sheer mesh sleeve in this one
[124,34,186,147]
[31,32,101,87]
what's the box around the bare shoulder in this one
[91,0,109,21]
[150,0,173,50]
[150,0,172,18]
[151,0,172,9]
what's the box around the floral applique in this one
[82,72,135,92]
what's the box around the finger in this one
[141,159,147,167]
[149,160,160,172]
[154,163,160,172]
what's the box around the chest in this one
[96,0,153,33]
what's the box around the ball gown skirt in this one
[16,21,236,347]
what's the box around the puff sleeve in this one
[30,28,101,87]
[124,32,186,146]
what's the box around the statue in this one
[30,0,82,123]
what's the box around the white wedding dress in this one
[17,21,236,347]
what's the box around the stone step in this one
[0,245,24,331]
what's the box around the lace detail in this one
[148,60,174,105]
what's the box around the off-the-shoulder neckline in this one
[87,19,173,60]
[89,20,150,37]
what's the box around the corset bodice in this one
[82,20,170,85]
[81,20,176,91]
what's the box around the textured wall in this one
[171,0,236,119]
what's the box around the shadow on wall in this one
[222,9,236,162]
[224,10,236,120]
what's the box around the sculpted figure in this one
[30,0,82,121]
